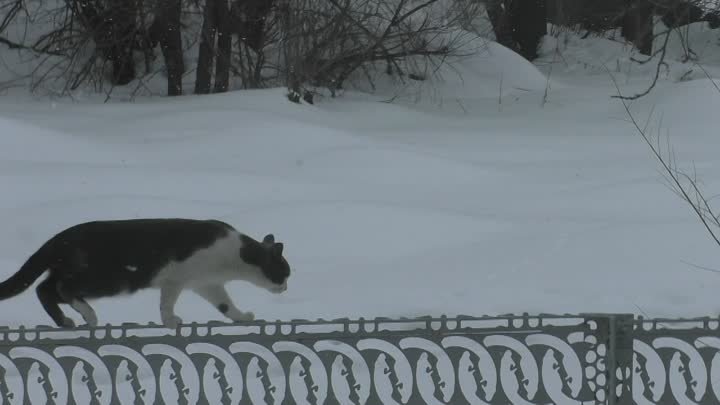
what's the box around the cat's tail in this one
[0,244,51,300]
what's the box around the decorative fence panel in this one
[0,313,717,404]
[630,316,720,405]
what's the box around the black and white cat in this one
[0,218,291,329]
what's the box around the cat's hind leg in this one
[56,281,98,327]
[192,284,254,322]
[36,278,75,328]
[68,298,97,327]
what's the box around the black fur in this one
[0,218,289,327]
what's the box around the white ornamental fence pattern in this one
[0,314,717,404]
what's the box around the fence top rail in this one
[1,312,717,341]
[632,315,720,333]
[0,312,601,338]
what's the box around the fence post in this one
[609,313,634,405]
[584,313,634,405]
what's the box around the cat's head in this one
[240,233,291,293]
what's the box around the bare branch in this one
[606,65,720,249]
[612,28,672,101]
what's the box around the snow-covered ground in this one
[2,23,720,329]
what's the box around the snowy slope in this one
[2,24,720,329]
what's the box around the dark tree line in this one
[2,0,474,100]
[1,0,719,97]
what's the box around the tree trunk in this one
[487,0,546,61]
[245,0,274,52]
[622,0,653,55]
[214,0,232,93]
[486,0,516,52]
[512,0,546,60]
[107,0,137,85]
[195,0,217,94]
[157,0,184,96]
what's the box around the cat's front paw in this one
[162,315,183,329]
[241,312,255,322]
[229,311,255,323]
[61,317,76,328]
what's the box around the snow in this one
[2,23,720,330]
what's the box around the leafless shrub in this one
[276,0,481,103]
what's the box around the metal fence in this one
[0,313,717,404]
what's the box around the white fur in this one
[70,299,98,327]
[146,230,285,328]
[192,284,255,322]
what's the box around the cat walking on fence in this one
[0,218,291,328]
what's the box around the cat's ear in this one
[271,242,284,256]
[263,234,275,245]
